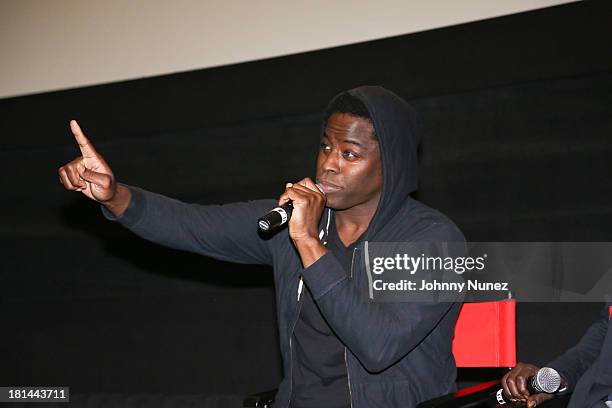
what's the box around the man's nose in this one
[321,151,340,173]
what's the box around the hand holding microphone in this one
[258,178,326,243]
[500,364,564,407]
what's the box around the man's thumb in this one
[527,393,554,408]
[77,165,112,188]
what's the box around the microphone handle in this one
[258,201,293,232]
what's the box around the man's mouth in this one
[316,179,342,193]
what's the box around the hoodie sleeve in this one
[546,303,610,392]
[301,221,464,373]
[100,184,274,265]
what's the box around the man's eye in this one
[343,151,357,159]
[320,143,331,152]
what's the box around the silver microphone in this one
[530,367,562,393]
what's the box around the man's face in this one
[315,112,383,211]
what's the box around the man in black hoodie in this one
[58,86,464,407]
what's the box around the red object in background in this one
[452,300,517,367]
[609,305,611,319]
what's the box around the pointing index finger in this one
[70,119,98,158]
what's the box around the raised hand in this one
[58,120,132,217]
[58,120,117,202]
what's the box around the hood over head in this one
[323,85,421,238]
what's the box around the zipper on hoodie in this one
[344,349,353,408]
[345,246,358,408]
[287,276,305,408]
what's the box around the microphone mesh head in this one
[535,367,561,393]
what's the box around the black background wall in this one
[1,1,611,405]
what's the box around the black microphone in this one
[496,367,562,405]
[258,201,293,232]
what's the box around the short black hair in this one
[323,92,377,140]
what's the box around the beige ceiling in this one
[0,0,577,99]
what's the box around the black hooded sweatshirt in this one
[102,86,465,407]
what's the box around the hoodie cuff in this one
[301,252,348,300]
[100,185,147,228]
